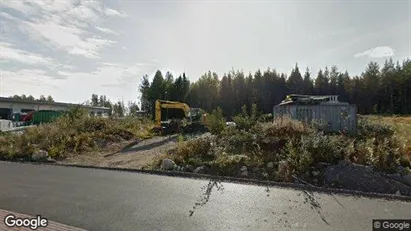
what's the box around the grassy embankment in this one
[149,107,411,183]
[0,107,155,160]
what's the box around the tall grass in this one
[0,107,154,160]
[152,114,411,180]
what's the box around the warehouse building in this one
[0,97,111,120]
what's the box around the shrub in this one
[220,126,259,155]
[357,118,395,139]
[353,137,403,172]
[168,136,213,165]
[0,107,154,160]
[258,113,273,123]
[233,104,258,131]
[206,107,226,135]
[283,133,348,174]
[256,117,314,152]
[212,153,252,175]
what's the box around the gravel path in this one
[61,135,179,169]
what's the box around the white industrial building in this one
[0,97,111,120]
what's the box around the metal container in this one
[273,95,357,132]
[32,110,63,125]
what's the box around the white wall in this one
[0,101,109,117]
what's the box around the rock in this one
[324,161,411,195]
[241,171,248,177]
[185,165,194,172]
[161,159,176,170]
[397,166,407,175]
[252,167,260,173]
[46,157,56,163]
[240,166,248,172]
[395,190,401,195]
[403,174,411,186]
[31,150,48,161]
[267,162,274,169]
[193,165,209,174]
[386,173,403,182]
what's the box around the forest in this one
[140,58,411,117]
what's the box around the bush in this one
[0,108,155,160]
[357,118,395,139]
[258,113,273,123]
[283,133,348,174]
[233,104,258,131]
[256,117,315,152]
[353,137,404,172]
[220,126,259,155]
[206,107,226,135]
[168,136,213,165]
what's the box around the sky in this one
[0,0,410,105]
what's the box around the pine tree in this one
[287,63,304,94]
[303,67,313,95]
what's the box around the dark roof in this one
[277,94,347,106]
[0,97,111,111]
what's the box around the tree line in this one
[89,94,140,117]
[10,94,55,103]
[140,58,411,117]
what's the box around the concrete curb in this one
[2,160,411,202]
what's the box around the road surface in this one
[0,161,410,231]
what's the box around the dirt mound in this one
[324,161,411,196]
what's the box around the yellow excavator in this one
[153,100,209,134]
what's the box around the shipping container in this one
[31,110,63,125]
[273,95,357,133]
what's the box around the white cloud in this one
[105,8,128,18]
[57,62,143,87]
[1,0,126,59]
[0,0,33,14]
[0,69,65,99]
[1,69,60,91]
[0,42,55,66]
[96,26,120,36]
[354,46,395,58]
[69,38,116,59]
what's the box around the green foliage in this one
[10,94,54,102]
[206,107,226,135]
[0,107,155,160]
[357,117,395,139]
[233,104,258,131]
[259,113,273,122]
[153,115,410,180]
[168,136,213,165]
[283,133,347,174]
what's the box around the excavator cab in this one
[152,100,209,135]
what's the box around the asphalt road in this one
[0,162,410,231]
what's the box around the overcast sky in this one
[0,0,410,104]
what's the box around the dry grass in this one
[0,108,155,160]
[149,115,411,180]
[365,115,411,160]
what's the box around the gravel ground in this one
[60,135,181,169]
